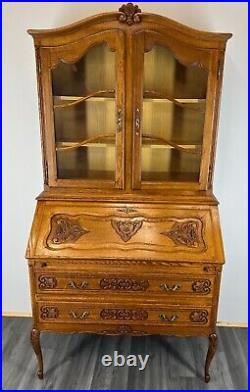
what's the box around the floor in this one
[2,317,248,390]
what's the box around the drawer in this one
[35,271,215,298]
[27,201,224,262]
[37,301,212,327]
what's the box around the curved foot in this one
[204,332,217,383]
[31,328,44,379]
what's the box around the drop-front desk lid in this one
[26,200,224,263]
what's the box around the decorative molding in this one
[192,279,211,294]
[38,276,57,289]
[100,325,148,335]
[111,217,143,242]
[40,306,59,320]
[118,3,142,25]
[47,215,89,247]
[189,310,208,324]
[100,278,149,291]
[100,308,148,321]
[162,219,205,249]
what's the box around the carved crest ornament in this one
[118,3,142,25]
[111,217,143,242]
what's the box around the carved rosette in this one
[100,278,149,291]
[100,308,148,321]
[192,279,211,294]
[100,325,148,335]
[118,3,142,25]
[46,214,89,247]
[111,217,143,242]
[38,276,57,290]
[40,306,59,320]
[189,310,208,324]
[162,219,205,249]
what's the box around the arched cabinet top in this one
[28,2,232,50]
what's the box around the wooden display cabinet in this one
[26,3,232,382]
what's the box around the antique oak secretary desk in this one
[26,3,232,382]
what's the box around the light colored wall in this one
[3,2,248,322]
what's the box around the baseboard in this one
[2,311,248,327]
[216,320,248,328]
[2,311,32,318]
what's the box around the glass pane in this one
[142,45,208,183]
[52,43,116,180]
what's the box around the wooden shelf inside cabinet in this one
[53,91,115,109]
[143,91,206,111]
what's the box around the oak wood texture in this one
[26,2,231,382]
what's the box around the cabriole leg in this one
[205,332,217,383]
[30,328,43,379]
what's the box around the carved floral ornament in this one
[118,3,142,25]
[100,278,149,291]
[111,217,143,242]
[161,219,205,249]
[46,215,89,247]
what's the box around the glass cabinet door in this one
[51,39,124,188]
[132,34,208,189]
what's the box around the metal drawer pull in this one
[160,283,180,292]
[135,108,140,135]
[117,108,122,132]
[67,281,88,290]
[69,311,89,320]
[159,314,178,322]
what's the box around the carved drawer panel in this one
[29,202,224,262]
[35,272,215,298]
[37,301,212,327]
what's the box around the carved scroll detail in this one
[111,217,143,242]
[118,3,142,25]
[47,215,89,247]
[100,278,149,291]
[40,306,59,320]
[38,276,57,289]
[192,279,211,294]
[100,308,148,321]
[100,325,148,335]
[162,219,205,248]
[189,310,208,324]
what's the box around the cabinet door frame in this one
[38,29,126,189]
[131,29,222,191]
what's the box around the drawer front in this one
[31,202,223,262]
[37,301,212,327]
[35,272,215,298]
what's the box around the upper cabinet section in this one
[28,3,232,192]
